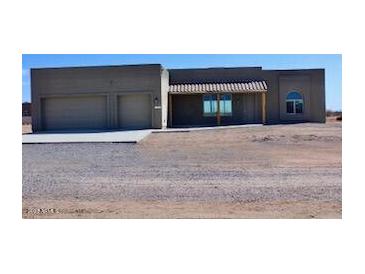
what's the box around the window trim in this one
[286,91,304,115]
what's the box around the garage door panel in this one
[42,96,107,130]
[118,94,152,129]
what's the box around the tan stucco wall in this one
[171,93,262,127]
[309,70,326,122]
[31,64,166,131]
[31,65,326,131]
[264,69,325,124]
[169,67,326,125]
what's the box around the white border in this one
[1,0,363,274]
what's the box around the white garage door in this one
[118,94,152,129]
[42,96,107,130]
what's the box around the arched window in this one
[286,91,303,114]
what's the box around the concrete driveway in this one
[22,124,262,144]
[22,129,152,144]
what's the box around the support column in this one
[216,93,221,126]
[262,92,266,124]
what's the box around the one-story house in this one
[30,64,325,131]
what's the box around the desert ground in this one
[22,124,31,134]
[22,120,342,218]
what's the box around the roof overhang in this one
[169,80,267,94]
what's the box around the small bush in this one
[327,110,342,117]
[336,116,342,121]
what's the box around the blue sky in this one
[22,54,342,110]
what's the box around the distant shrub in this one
[336,116,342,121]
[327,110,342,117]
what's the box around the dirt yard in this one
[22,124,32,134]
[22,116,32,134]
[22,121,342,218]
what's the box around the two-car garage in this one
[31,64,168,132]
[41,94,152,131]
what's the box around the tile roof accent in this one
[169,80,267,94]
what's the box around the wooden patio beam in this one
[262,92,266,124]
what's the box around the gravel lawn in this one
[22,122,342,218]
[22,124,32,134]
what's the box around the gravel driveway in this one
[22,122,342,218]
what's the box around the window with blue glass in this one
[203,94,232,116]
[203,94,217,116]
[286,91,303,114]
[219,94,232,116]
